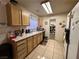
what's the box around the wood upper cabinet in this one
[27,37,34,53]
[6,3,22,26]
[22,12,30,25]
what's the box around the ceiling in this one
[16,0,78,16]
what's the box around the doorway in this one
[49,19,56,39]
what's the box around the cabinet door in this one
[11,5,21,25]
[34,35,38,48]
[6,3,21,26]
[18,9,22,25]
[27,37,34,53]
[37,34,41,44]
[40,33,43,42]
[16,39,27,59]
[17,49,26,59]
[26,40,28,56]
[22,13,29,25]
[37,33,43,44]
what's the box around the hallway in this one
[25,40,64,59]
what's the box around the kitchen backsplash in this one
[0,25,26,44]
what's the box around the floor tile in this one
[46,43,54,48]
[35,46,46,55]
[53,54,64,59]
[43,47,54,59]
[27,50,36,59]
[32,53,43,59]
[25,39,64,59]
[43,51,53,59]
[54,50,64,56]
[25,57,29,59]
[42,56,53,59]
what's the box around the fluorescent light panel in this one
[42,1,53,14]
[42,4,50,14]
[46,2,53,13]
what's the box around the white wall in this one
[68,2,79,59]
[55,14,67,42]
[42,17,50,38]
[42,14,67,42]
[0,3,8,44]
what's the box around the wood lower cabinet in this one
[37,33,43,44]
[17,49,26,59]
[37,34,41,44]
[11,39,27,59]
[33,35,38,48]
[17,40,27,59]
[40,33,43,42]
[10,32,43,59]
[27,37,34,54]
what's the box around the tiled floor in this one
[25,39,64,59]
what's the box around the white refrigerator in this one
[66,2,79,59]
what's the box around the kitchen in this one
[0,0,79,59]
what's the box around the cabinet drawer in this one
[17,49,26,57]
[16,40,26,46]
[17,49,26,59]
[17,43,26,52]
[27,37,34,53]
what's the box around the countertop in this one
[12,31,44,42]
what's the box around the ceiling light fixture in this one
[42,1,53,14]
